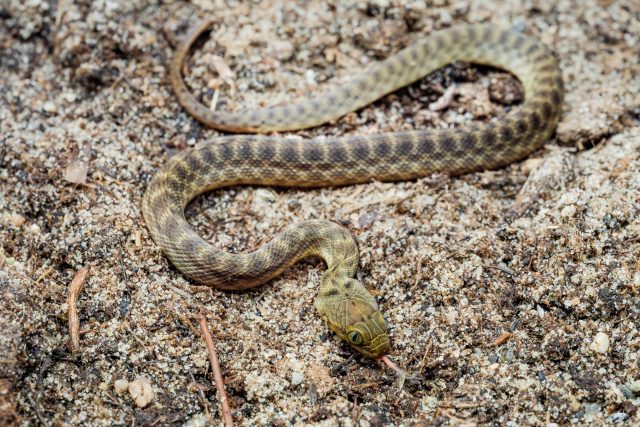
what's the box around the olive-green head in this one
[317,277,390,359]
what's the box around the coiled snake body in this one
[143,21,563,359]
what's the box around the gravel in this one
[1,0,639,425]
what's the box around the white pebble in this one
[114,378,129,394]
[305,69,316,84]
[291,372,304,386]
[42,101,58,114]
[128,376,155,407]
[588,332,610,354]
[252,188,277,212]
[560,205,576,218]
[445,309,458,324]
[183,413,209,427]
[629,380,640,393]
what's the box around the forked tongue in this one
[380,355,420,390]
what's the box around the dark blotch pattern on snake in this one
[143,21,563,359]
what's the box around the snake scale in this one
[142,20,563,359]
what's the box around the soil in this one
[1,0,639,425]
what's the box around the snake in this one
[142,20,563,359]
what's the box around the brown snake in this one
[142,20,563,359]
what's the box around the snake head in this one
[342,307,390,359]
[317,278,390,359]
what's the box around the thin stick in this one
[67,266,90,353]
[199,318,233,426]
[189,372,211,421]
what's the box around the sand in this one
[1,0,639,425]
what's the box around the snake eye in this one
[348,331,363,346]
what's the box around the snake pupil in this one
[348,331,362,345]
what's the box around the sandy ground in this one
[1,0,639,425]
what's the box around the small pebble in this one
[629,380,640,393]
[252,188,277,212]
[42,101,58,114]
[272,40,294,61]
[588,332,610,353]
[445,309,458,324]
[619,385,634,399]
[183,413,209,427]
[608,412,629,423]
[569,395,581,411]
[291,371,304,386]
[114,378,129,394]
[504,348,514,361]
[8,213,26,227]
[304,69,316,84]
[583,402,601,414]
[560,205,577,218]
[128,376,155,408]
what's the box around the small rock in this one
[588,332,610,353]
[569,395,581,411]
[608,412,629,423]
[128,376,154,408]
[272,40,294,61]
[583,402,601,414]
[252,188,277,212]
[619,385,634,399]
[304,69,316,84]
[357,211,379,228]
[42,101,58,114]
[560,205,577,218]
[504,348,515,361]
[291,372,304,386]
[8,213,26,227]
[513,217,532,229]
[629,380,640,393]
[114,378,129,394]
[183,413,209,427]
[445,309,458,324]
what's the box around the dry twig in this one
[189,372,212,421]
[199,318,234,426]
[493,331,512,346]
[68,266,90,353]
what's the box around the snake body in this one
[143,21,563,359]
